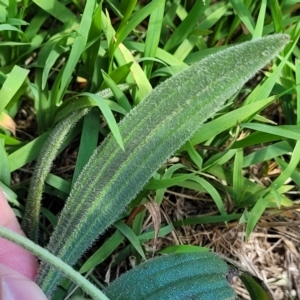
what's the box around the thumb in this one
[0,263,47,300]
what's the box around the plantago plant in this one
[12,34,288,298]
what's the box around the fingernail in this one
[1,276,47,300]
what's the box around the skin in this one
[0,190,47,300]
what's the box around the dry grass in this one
[140,188,300,300]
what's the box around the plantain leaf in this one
[104,252,235,300]
[36,34,289,297]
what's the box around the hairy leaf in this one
[36,34,289,297]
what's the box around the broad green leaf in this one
[36,35,289,297]
[104,252,235,300]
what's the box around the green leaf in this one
[8,132,50,172]
[242,123,300,141]
[158,245,209,254]
[240,272,273,300]
[164,0,208,52]
[21,109,89,242]
[0,138,10,186]
[33,0,77,24]
[114,220,146,260]
[104,252,235,300]
[36,34,290,297]
[58,0,95,102]
[79,230,125,274]
[229,0,255,35]
[79,93,124,150]
[252,0,266,38]
[143,1,165,78]
[114,0,164,50]
[0,66,29,115]
[233,148,243,204]
[245,196,268,239]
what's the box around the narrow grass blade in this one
[188,96,278,147]
[242,123,300,141]
[245,196,268,239]
[101,71,131,112]
[80,93,124,150]
[58,0,95,101]
[186,141,203,170]
[79,230,125,274]
[158,245,209,254]
[244,35,297,104]
[155,164,186,205]
[0,138,10,186]
[268,0,282,33]
[164,0,208,52]
[72,108,99,185]
[8,132,50,172]
[115,42,152,104]
[233,148,243,205]
[124,41,187,67]
[252,0,266,38]
[114,220,146,260]
[272,140,300,188]
[276,157,300,188]
[138,224,174,242]
[197,2,230,30]
[114,0,164,50]
[36,35,290,297]
[296,59,300,125]
[0,66,28,114]
[143,1,165,78]
[229,0,255,35]
[240,272,273,300]
[33,0,76,24]
[243,141,293,167]
[190,175,227,216]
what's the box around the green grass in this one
[0,0,299,299]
